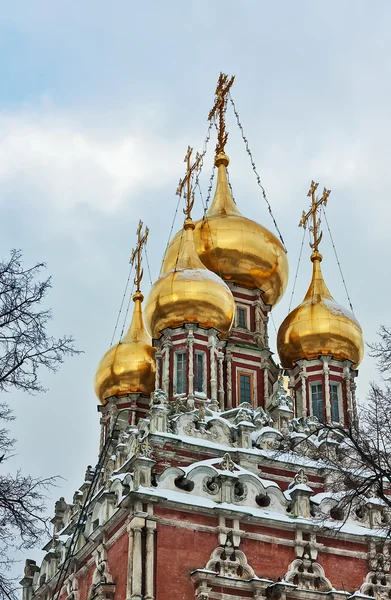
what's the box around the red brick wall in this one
[77,564,94,600]
[107,531,129,600]
[318,551,367,592]
[240,536,295,579]
[156,523,217,600]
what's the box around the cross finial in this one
[299,180,331,253]
[176,145,201,220]
[208,72,235,155]
[130,220,149,292]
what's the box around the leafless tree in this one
[0,249,80,393]
[0,249,81,600]
[291,327,391,531]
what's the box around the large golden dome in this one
[277,251,364,369]
[94,291,156,404]
[161,152,289,307]
[144,218,235,339]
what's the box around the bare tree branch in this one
[0,249,81,600]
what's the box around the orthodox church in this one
[21,75,386,600]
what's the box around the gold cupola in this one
[94,222,156,404]
[144,147,235,340]
[277,182,364,370]
[160,74,288,307]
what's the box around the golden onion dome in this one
[160,152,289,307]
[144,217,235,339]
[94,291,156,404]
[277,251,364,369]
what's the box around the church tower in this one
[277,182,363,426]
[22,75,386,600]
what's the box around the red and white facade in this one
[20,271,388,600]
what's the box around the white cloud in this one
[0,108,184,215]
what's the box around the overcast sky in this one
[2,0,391,577]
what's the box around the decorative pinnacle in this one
[299,180,331,253]
[176,145,201,221]
[208,72,235,155]
[130,220,149,293]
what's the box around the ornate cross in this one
[130,220,149,292]
[208,72,235,155]
[176,145,201,220]
[299,180,331,252]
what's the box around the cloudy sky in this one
[2,0,391,577]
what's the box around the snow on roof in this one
[180,456,279,489]
[152,430,323,470]
[135,485,385,538]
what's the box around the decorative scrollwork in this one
[203,476,220,495]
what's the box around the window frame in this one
[329,381,342,423]
[174,350,187,396]
[310,381,324,422]
[236,305,249,329]
[194,350,206,395]
[237,370,254,405]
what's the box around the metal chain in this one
[159,193,182,277]
[110,263,134,346]
[228,93,287,253]
[321,205,354,313]
[197,164,216,217]
[144,245,153,286]
[288,226,306,313]
[193,119,214,193]
[162,120,214,275]
[119,281,135,340]
[226,168,237,204]
[270,311,278,336]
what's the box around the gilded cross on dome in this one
[208,72,235,155]
[299,181,331,253]
[176,145,201,220]
[130,220,149,292]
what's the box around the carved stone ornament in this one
[358,543,391,600]
[89,545,114,600]
[269,376,294,411]
[294,469,308,486]
[283,558,332,592]
[206,546,255,580]
[360,571,391,600]
[203,476,220,495]
[134,437,153,459]
[150,388,169,407]
[219,453,236,472]
[66,576,79,600]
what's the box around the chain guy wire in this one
[288,225,307,313]
[197,163,216,217]
[110,262,134,346]
[159,193,182,277]
[144,245,153,286]
[51,409,130,600]
[228,93,287,253]
[270,311,278,336]
[321,204,354,313]
[119,281,135,340]
[226,167,237,205]
[160,120,214,276]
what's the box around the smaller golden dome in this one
[161,152,289,307]
[144,218,235,339]
[94,291,156,404]
[277,251,364,369]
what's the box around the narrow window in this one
[238,372,253,404]
[311,383,324,422]
[330,383,340,422]
[176,352,187,395]
[195,352,205,393]
[237,307,247,328]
